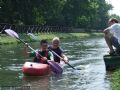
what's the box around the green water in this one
[0,37,110,90]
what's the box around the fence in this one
[0,23,102,34]
[0,23,72,34]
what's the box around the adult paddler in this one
[104,18,120,55]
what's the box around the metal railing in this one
[0,23,71,34]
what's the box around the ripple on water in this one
[5,64,22,71]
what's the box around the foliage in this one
[111,69,120,90]
[0,0,112,29]
[110,14,120,22]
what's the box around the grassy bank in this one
[111,69,120,90]
[37,33,103,40]
[0,34,17,45]
[0,33,103,45]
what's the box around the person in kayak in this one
[23,39,54,64]
[104,18,120,55]
[49,37,68,63]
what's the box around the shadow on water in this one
[0,37,110,90]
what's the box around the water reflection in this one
[22,76,50,90]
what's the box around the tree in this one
[0,0,112,30]
[110,14,120,22]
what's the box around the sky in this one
[105,0,120,16]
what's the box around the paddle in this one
[5,29,63,74]
[49,49,76,69]
[27,33,39,41]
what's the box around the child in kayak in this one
[49,37,68,63]
[23,39,54,64]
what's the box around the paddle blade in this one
[27,33,35,38]
[27,33,39,40]
[5,29,19,38]
[48,61,63,74]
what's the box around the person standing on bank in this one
[104,18,120,55]
[49,37,69,63]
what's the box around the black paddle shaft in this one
[49,49,76,69]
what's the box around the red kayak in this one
[22,61,64,76]
[22,62,51,76]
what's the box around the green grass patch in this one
[0,33,103,45]
[37,32,103,40]
[0,34,18,45]
[111,69,120,90]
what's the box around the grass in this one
[111,69,120,90]
[0,32,103,45]
[37,32,103,40]
[0,34,18,45]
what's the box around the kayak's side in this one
[22,62,50,76]
[22,61,64,76]
[104,55,120,70]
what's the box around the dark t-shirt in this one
[49,46,63,63]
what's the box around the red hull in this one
[22,62,50,76]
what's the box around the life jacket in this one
[33,50,48,64]
[39,51,48,63]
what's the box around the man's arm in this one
[103,28,110,34]
[23,45,29,57]
[104,24,118,34]
[23,43,36,57]
[103,26,114,38]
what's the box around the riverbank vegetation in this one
[111,69,120,90]
[0,34,17,44]
[0,33,103,45]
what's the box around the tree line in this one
[0,0,113,30]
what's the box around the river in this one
[0,37,110,90]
